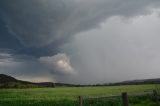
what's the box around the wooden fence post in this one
[153,90,159,105]
[122,92,129,106]
[79,96,83,106]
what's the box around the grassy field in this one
[0,84,159,106]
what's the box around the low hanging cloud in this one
[39,53,75,75]
[0,51,58,82]
[0,0,160,47]
[0,52,17,67]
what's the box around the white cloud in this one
[39,53,75,75]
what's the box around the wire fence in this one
[78,90,160,106]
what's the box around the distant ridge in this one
[0,74,160,88]
[113,78,160,85]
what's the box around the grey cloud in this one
[65,13,160,84]
[0,52,50,80]
[0,0,160,47]
[0,53,17,67]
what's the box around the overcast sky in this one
[0,0,160,84]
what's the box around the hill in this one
[0,74,17,83]
[0,74,55,88]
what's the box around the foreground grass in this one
[0,84,158,106]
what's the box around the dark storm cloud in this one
[0,0,160,83]
[0,0,75,47]
[0,0,160,48]
[0,16,59,57]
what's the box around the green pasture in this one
[0,84,159,106]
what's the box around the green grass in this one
[0,84,158,106]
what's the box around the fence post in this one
[122,92,129,106]
[153,90,159,105]
[79,96,83,106]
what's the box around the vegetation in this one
[0,84,159,106]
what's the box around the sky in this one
[0,0,160,84]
